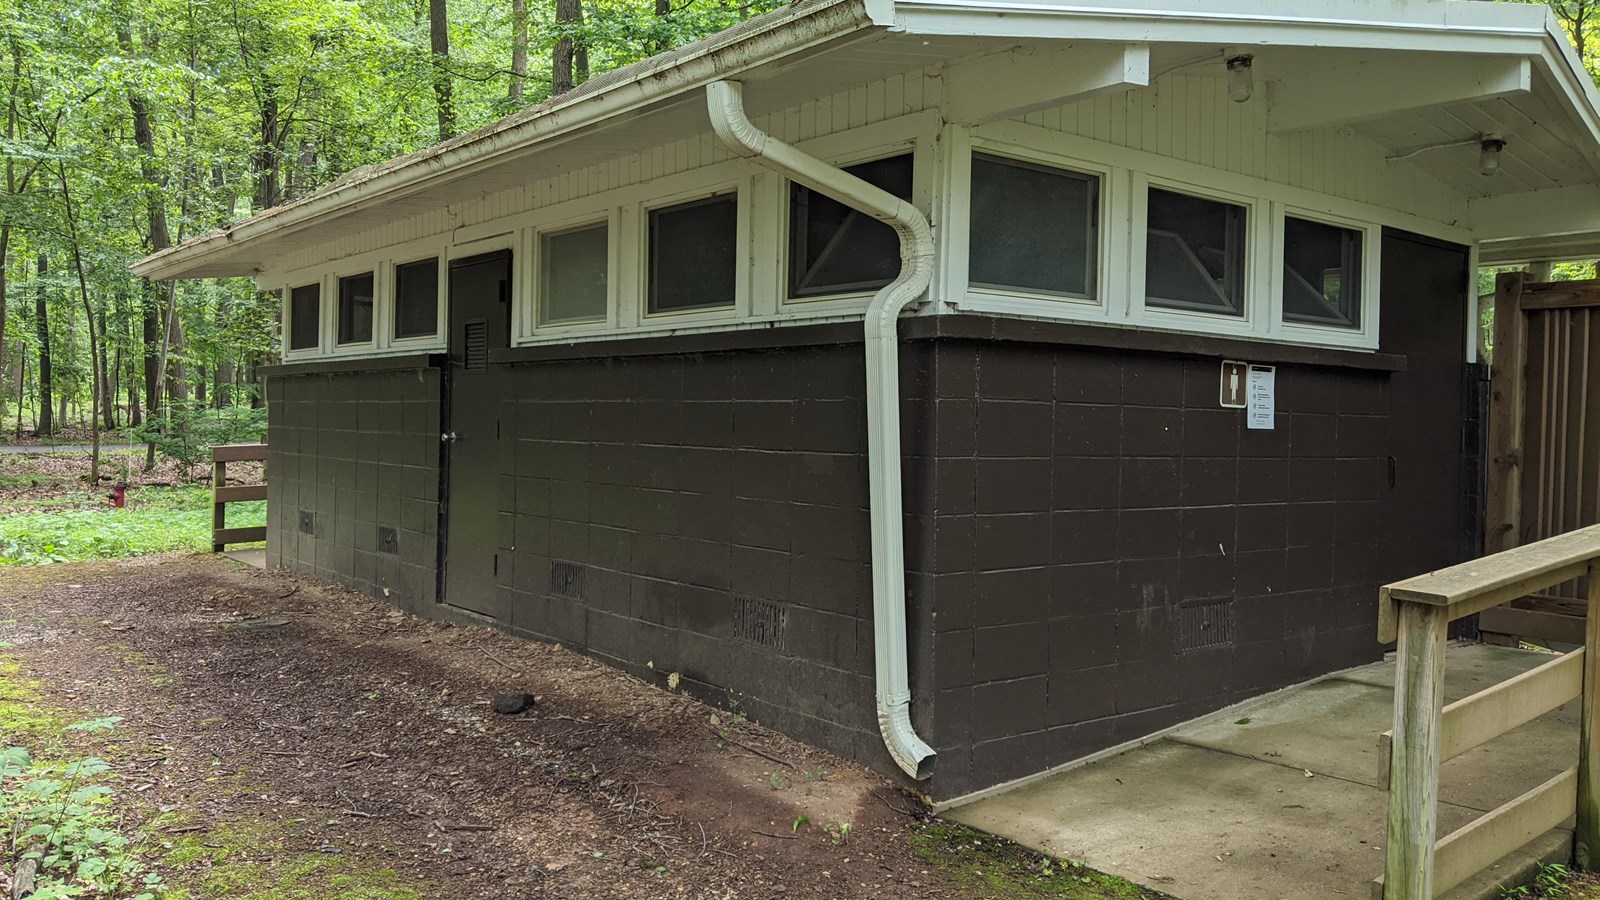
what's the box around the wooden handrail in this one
[1379,523,1600,899]
[211,443,267,552]
[1377,524,1600,642]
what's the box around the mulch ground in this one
[0,555,971,899]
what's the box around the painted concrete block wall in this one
[265,368,442,610]
[912,341,1397,796]
[488,344,895,765]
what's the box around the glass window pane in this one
[648,194,737,314]
[338,272,375,344]
[1145,188,1247,317]
[289,283,320,350]
[540,223,608,324]
[1283,216,1362,329]
[788,154,913,298]
[969,152,1097,299]
[394,259,439,339]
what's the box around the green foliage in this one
[131,403,266,473]
[0,484,263,565]
[1502,862,1578,898]
[0,717,162,900]
[909,821,1164,899]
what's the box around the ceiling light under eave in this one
[1480,134,1507,177]
[1226,55,1254,103]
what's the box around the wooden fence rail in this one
[211,443,267,553]
[1377,523,1600,899]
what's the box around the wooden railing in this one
[211,443,267,553]
[1376,523,1600,899]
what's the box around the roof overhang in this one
[136,0,1600,281]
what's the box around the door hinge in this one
[493,553,499,577]
[497,418,502,440]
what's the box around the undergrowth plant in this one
[0,485,264,565]
[1,717,162,899]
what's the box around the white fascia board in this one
[1266,56,1531,134]
[889,0,1551,55]
[132,0,883,282]
[1533,13,1600,163]
[943,42,1149,125]
[1470,184,1600,246]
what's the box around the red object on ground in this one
[109,482,128,508]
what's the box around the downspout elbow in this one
[707,79,936,781]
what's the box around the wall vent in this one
[464,320,488,370]
[549,561,586,600]
[734,597,787,651]
[377,526,399,555]
[1177,599,1235,652]
[297,510,316,535]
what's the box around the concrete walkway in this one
[949,644,1577,900]
[221,548,266,569]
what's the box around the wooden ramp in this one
[946,645,1575,900]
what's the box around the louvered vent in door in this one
[464,320,488,370]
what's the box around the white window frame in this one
[1272,204,1382,350]
[525,208,618,339]
[1131,174,1270,340]
[638,180,750,327]
[389,254,447,347]
[330,266,380,352]
[958,136,1111,313]
[282,277,328,360]
[949,118,1484,352]
[776,113,937,313]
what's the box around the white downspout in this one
[706,79,936,780]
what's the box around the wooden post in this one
[1485,271,1528,556]
[1578,559,1600,869]
[211,456,227,553]
[1386,601,1449,900]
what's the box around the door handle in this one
[441,432,459,443]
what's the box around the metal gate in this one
[1480,271,1600,644]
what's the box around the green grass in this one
[1,651,164,899]
[909,821,1167,899]
[0,485,264,565]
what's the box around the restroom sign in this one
[1219,360,1248,408]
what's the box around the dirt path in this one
[0,555,989,899]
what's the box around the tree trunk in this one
[97,306,114,430]
[509,0,528,101]
[254,92,281,210]
[57,163,102,481]
[215,297,233,407]
[651,0,671,54]
[33,254,50,437]
[553,0,582,96]
[430,0,455,140]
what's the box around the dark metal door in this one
[442,250,511,619]
[1378,231,1471,586]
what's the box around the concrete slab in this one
[222,549,266,569]
[948,643,1582,900]
[951,740,1485,900]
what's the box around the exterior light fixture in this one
[1226,55,1254,103]
[1479,133,1506,177]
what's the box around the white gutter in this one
[706,79,935,780]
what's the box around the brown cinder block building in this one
[136,0,1600,802]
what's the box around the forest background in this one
[0,0,1593,466]
[0,0,780,471]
